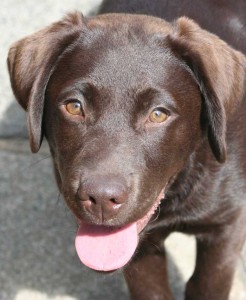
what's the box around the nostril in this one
[89,196,96,204]
[109,198,124,209]
[110,198,117,204]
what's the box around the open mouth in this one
[75,189,165,271]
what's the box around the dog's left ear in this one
[7,12,86,153]
[168,17,246,163]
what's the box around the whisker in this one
[55,191,62,206]
[150,205,161,223]
[21,155,51,172]
[150,241,162,252]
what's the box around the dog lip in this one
[136,188,165,233]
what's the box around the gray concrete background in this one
[0,1,245,300]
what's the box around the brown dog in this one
[7,0,246,299]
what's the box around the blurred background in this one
[0,1,245,299]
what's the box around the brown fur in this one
[7,1,246,299]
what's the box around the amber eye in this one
[65,100,83,116]
[149,108,168,123]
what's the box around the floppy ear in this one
[168,17,246,163]
[7,12,85,153]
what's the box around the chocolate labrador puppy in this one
[7,0,246,299]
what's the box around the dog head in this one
[8,12,246,271]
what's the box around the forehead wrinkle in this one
[87,44,175,93]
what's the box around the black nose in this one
[78,175,128,222]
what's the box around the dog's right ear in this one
[7,12,85,153]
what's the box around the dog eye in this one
[149,108,168,123]
[65,100,83,116]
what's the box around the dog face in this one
[43,16,202,227]
[8,12,245,271]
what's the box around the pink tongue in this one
[75,222,138,271]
